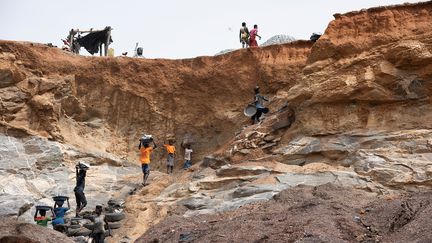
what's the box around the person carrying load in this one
[239,22,250,48]
[52,196,70,227]
[74,162,89,217]
[139,135,157,186]
[251,86,269,124]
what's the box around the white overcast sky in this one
[0,0,423,59]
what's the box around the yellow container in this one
[108,48,114,57]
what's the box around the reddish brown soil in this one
[137,184,432,243]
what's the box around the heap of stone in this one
[260,34,295,47]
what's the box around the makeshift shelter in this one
[66,26,113,56]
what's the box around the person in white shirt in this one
[183,144,193,169]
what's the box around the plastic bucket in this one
[244,104,257,117]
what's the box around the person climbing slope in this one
[164,139,176,174]
[251,86,269,124]
[74,162,89,217]
[239,22,250,48]
[139,137,157,186]
[249,24,261,47]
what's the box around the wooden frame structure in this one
[67,26,112,56]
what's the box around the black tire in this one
[105,212,125,222]
[83,223,95,230]
[67,228,92,237]
[106,222,121,229]
[68,224,81,229]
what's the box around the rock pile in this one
[260,34,296,47]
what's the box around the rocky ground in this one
[137,184,432,243]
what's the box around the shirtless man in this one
[239,22,250,48]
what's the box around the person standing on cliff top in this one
[139,138,157,186]
[164,139,176,174]
[239,22,250,48]
[74,162,89,217]
[249,24,261,47]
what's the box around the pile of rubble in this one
[261,34,296,47]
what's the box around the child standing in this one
[91,205,111,243]
[139,139,157,186]
[164,140,176,174]
[34,208,53,227]
[52,199,70,226]
[183,144,193,169]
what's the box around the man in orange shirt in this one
[139,139,157,186]
[163,140,176,174]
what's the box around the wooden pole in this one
[69,29,74,53]
[104,27,111,56]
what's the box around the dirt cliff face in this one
[217,0,432,188]
[0,40,312,168]
[135,2,432,242]
[308,1,432,63]
[0,40,312,239]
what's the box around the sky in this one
[0,0,424,59]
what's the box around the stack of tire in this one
[104,212,125,230]
[67,212,125,237]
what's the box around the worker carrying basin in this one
[244,86,269,124]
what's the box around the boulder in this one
[216,165,274,177]
[202,155,229,169]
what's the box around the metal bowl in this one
[36,205,52,211]
[244,104,257,117]
[53,196,69,202]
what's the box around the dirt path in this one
[110,169,195,242]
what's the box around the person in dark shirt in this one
[74,162,89,217]
[251,86,269,124]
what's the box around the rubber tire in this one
[68,224,81,229]
[106,222,121,229]
[68,228,91,237]
[105,212,125,222]
[83,223,95,230]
